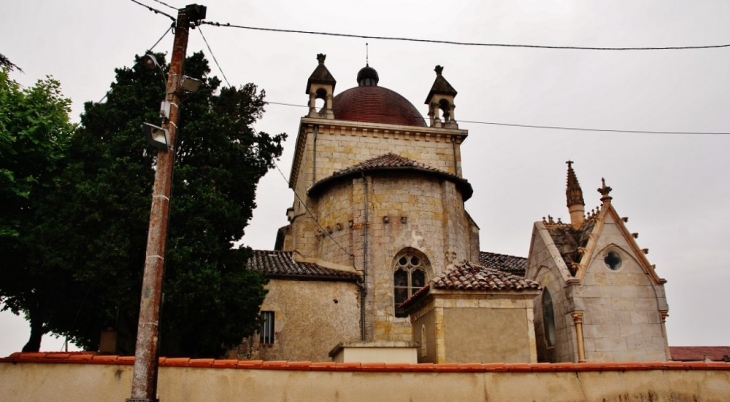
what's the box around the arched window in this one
[393,251,428,318]
[542,289,556,348]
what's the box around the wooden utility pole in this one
[127,4,205,402]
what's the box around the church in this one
[233,54,671,364]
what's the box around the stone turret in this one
[306,54,336,119]
[565,161,585,229]
[425,65,458,128]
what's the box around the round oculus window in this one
[604,251,622,270]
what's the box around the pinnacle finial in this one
[435,65,444,75]
[598,177,613,202]
[366,43,369,66]
[566,160,584,208]
[317,54,326,64]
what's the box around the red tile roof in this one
[431,260,540,292]
[332,86,427,127]
[248,250,359,281]
[670,347,730,362]
[478,251,527,276]
[3,352,729,372]
[308,153,473,201]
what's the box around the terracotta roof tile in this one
[334,153,442,176]
[478,252,527,276]
[248,250,359,281]
[430,261,541,292]
[670,346,730,362]
[333,86,426,127]
[309,153,473,201]
[3,353,730,372]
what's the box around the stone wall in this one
[3,356,729,402]
[575,214,669,362]
[232,279,361,362]
[527,215,670,363]
[290,119,468,193]
[527,223,578,363]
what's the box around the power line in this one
[263,101,729,135]
[271,159,355,260]
[201,20,730,51]
[128,0,176,22]
[198,26,231,87]
[458,120,730,135]
[150,0,178,11]
[147,24,173,53]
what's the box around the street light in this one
[142,123,169,151]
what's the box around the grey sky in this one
[1,0,728,356]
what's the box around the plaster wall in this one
[444,305,533,363]
[233,279,361,362]
[3,362,729,402]
[331,347,417,363]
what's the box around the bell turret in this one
[305,54,336,119]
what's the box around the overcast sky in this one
[1,0,728,356]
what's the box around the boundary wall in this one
[2,352,730,401]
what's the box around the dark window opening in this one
[259,311,275,345]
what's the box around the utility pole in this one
[127,4,206,402]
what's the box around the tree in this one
[0,68,75,351]
[0,53,22,72]
[5,53,285,357]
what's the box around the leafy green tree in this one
[0,68,75,351]
[5,53,285,357]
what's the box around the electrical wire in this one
[198,26,231,87]
[263,101,730,135]
[147,24,174,53]
[128,0,176,22]
[150,0,178,11]
[271,159,355,260]
[458,120,730,135]
[201,21,730,51]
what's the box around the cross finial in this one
[566,160,573,168]
[597,177,613,202]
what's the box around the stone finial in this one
[598,177,613,203]
[435,65,444,75]
[317,53,326,64]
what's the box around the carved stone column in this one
[572,311,586,363]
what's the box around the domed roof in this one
[332,64,426,127]
[333,86,426,127]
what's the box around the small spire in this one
[598,178,613,203]
[565,160,584,208]
[565,161,585,229]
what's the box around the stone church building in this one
[234,54,670,364]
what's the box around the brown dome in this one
[332,86,427,127]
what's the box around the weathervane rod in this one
[366,42,369,66]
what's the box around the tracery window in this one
[394,251,428,318]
